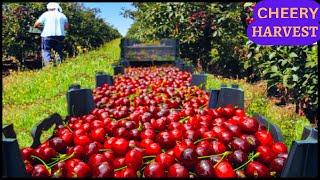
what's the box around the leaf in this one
[280,59,288,66]
[271,65,278,72]
[306,60,317,68]
[244,2,253,9]
[292,66,299,71]
[243,61,250,69]
[289,52,298,58]
[254,46,260,53]
[292,74,298,82]
[268,52,276,60]
[212,31,217,37]
[270,73,280,78]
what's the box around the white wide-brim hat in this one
[47,2,62,12]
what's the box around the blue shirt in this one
[37,10,68,37]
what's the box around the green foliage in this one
[2,2,121,65]
[3,39,120,148]
[243,41,318,121]
[240,3,318,121]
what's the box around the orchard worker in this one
[34,2,69,66]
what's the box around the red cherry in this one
[239,117,259,134]
[270,157,286,176]
[229,150,248,167]
[122,167,137,178]
[32,164,50,177]
[271,142,288,155]
[42,147,58,162]
[155,153,176,169]
[113,157,126,169]
[140,129,156,140]
[65,158,81,170]
[235,108,245,117]
[195,159,215,177]
[144,143,162,156]
[66,145,85,159]
[170,129,183,141]
[74,128,86,136]
[257,145,276,164]
[52,161,67,178]
[71,161,91,178]
[180,148,197,169]
[24,160,34,175]
[218,130,234,144]
[60,132,73,146]
[184,129,200,142]
[255,130,274,146]
[143,162,165,178]
[88,153,108,168]
[102,151,115,163]
[173,143,188,160]
[104,137,116,149]
[74,135,91,146]
[213,161,236,178]
[245,161,270,177]
[235,169,246,178]
[222,105,235,118]
[92,161,113,178]
[90,127,106,142]
[168,163,189,177]
[125,148,143,170]
[111,138,129,156]
[49,137,67,153]
[242,134,259,151]
[155,131,176,149]
[211,140,226,154]
[39,141,49,149]
[228,137,250,152]
[201,130,217,139]
[140,138,154,148]
[21,147,35,161]
[85,141,103,157]
[114,170,123,178]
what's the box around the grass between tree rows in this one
[3,39,120,147]
[3,38,309,148]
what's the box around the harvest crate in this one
[120,38,179,65]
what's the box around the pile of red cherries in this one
[21,67,288,178]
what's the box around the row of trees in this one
[2,3,121,66]
[123,2,318,122]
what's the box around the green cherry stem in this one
[189,171,197,177]
[199,103,206,109]
[193,137,217,144]
[142,155,156,159]
[48,152,75,168]
[114,166,127,172]
[213,151,232,168]
[198,151,232,160]
[65,125,73,133]
[179,116,190,124]
[99,148,111,152]
[31,155,51,171]
[137,122,143,132]
[234,152,260,171]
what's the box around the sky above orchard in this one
[83,2,135,37]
